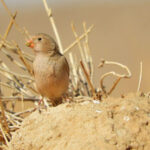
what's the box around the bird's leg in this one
[38,97,44,106]
[33,96,44,113]
[43,97,49,110]
[34,96,50,112]
[37,96,50,111]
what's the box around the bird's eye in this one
[38,37,42,41]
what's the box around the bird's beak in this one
[26,39,34,48]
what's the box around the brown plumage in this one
[26,33,69,106]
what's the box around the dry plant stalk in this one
[42,0,63,53]
[137,61,143,92]
[64,25,94,54]
[67,23,94,97]
[71,23,86,64]
[0,0,30,39]
[82,22,94,79]
[15,43,33,76]
[98,59,131,96]
[1,49,26,70]
[0,99,10,147]
[0,12,17,50]
[0,124,9,147]
[0,100,9,133]
[80,61,96,98]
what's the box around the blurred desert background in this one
[1,0,150,96]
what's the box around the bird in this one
[26,33,69,106]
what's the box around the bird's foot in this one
[43,98,49,110]
[33,98,44,113]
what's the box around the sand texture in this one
[8,93,150,150]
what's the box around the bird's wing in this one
[59,55,70,76]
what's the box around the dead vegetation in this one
[0,0,146,149]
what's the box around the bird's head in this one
[26,33,59,54]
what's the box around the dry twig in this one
[64,25,94,54]
[15,43,33,76]
[137,61,143,92]
[42,0,63,53]
[80,60,96,98]
[0,99,10,134]
[0,0,30,38]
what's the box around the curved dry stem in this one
[98,60,131,96]
[98,60,131,78]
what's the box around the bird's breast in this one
[33,54,69,98]
[33,55,56,83]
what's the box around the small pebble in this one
[93,100,100,104]
[95,110,102,113]
[135,106,139,111]
[120,106,125,110]
[123,116,130,121]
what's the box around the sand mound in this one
[8,93,150,150]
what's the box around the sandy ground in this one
[8,93,150,150]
